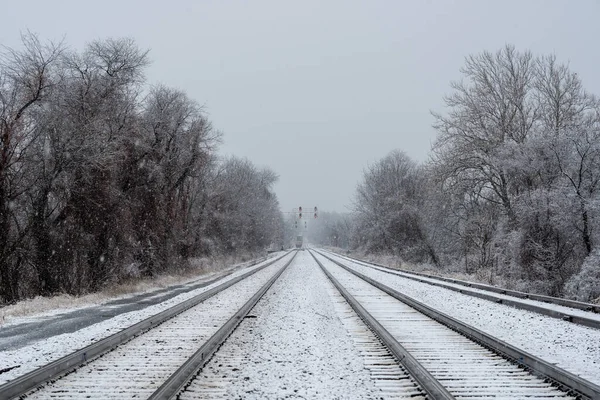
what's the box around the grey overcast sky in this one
[2,1,599,213]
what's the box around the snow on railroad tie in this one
[315,253,578,400]
[180,250,423,399]
[22,260,288,400]
[325,251,600,386]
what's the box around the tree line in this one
[0,34,283,303]
[349,45,600,301]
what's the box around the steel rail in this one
[309,250,455,400]
[0,251,293,400]
[315,250,600,400]
[323,249,600,328]
[149,251,298,399]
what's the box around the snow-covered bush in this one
[564,249,600,303]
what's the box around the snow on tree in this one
[353,46,600,297]
[0,36,283,304]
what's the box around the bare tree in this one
[429,46,600,295]
[204,157,281,254]
[533,56,600,255]
[432,45,537,226]
[0,33,63,301]
[353,150,438,263]
[130,85,220,275]
[0,34,288,304]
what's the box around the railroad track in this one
[178,250,428,399]
[322,249,600,329]
[310,249,600,399]
[4,248,599,399]
[0,251,297,400]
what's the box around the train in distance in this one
[295,235,303,249]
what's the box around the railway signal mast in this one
[290,205,317,248]
[292,206,318,230]
[295,206,317,219]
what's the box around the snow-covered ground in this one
[0,253,272,327]
[181,250,415,399]
[0,252,289,385]
[323,251,600,385]
[335,252,600,323]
